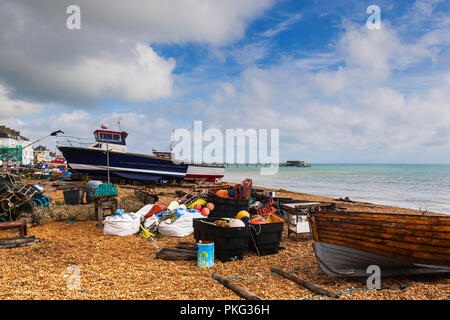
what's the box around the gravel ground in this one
[0,181,448,300]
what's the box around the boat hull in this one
[313,242,450,277]
[58,146,188,182]
[309,210,450,277]
[185,164,225,181]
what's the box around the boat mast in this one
[169,129,174,152]
[106,140,110,183]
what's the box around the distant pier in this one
[199,161,311,168]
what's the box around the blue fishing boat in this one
[57,128,188,183]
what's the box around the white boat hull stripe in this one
[69,163,186,177]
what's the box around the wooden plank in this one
[155,248,197,261]
[0,221,26,229]
[175,242,198,251]
[317,235,422,265]
[318,233,449,266]
[315,215,450,233]
[0,236,35,245]
[322,209,450,219]
[310,215,320,242]
[318,228,450,256]
[317,211,450,225]
[271,267,338,298]
[0,238,39,249]
[317,223,450,248]
[316,218,450,241]
[318,227,450,257]
[0,220,27,237]
[316,214,450,229]
[212,274,263,300]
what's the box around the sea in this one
[223,164,450,215]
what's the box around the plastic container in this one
[63,189,85,205]
[193,217,250,262]
[248,221,284,256]
[86,180,103,204]
[207,193,249,219]
[197,241,214,267]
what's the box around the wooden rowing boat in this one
[308,209,450,277]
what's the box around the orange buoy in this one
[251,216,266,224]
[216,189,229,198]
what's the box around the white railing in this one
[56,136,95,148]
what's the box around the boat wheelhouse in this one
[91,129,128,153]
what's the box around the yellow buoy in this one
[236,210,250,220]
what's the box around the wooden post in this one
[96,198,118,228]
[212,274,263,300]
[95,199,104,228]
[270,267,338,298]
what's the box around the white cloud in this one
[58,44,176,103]
[2,1,449,163]
[0,84,47,117]
[261,12,302,37]
[182,21,450,163]
[337,22,437,82]
[0,0,274,105]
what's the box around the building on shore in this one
[0,125,34,166]
[280,160,311,167]
[34,145,52,163]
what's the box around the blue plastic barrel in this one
[197,241,214,267]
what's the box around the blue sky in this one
[0,0,449,163]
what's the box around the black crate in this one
[248,222,284,256]
[193,217,250,262]
[63,189,85,205]
[207,193,249,219]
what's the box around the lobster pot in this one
[197,241,214,267]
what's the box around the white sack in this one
[103,212,142,236]
[143,215,159,229]
[134,204,155,220]
[158,211,204,237]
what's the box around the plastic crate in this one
[193,217,250,262]
[63,189,85,205]
[207,193,249,218]
[248,221,284,256]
